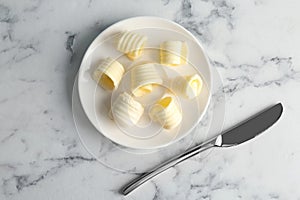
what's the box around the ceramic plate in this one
[78,16,212,149]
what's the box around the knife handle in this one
[120,143,215,195]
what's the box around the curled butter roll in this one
[111,92,144,126]
[149,96,182,130]
[131,63,163,97]
[93,58,125,91]
[160,41,188,66]
[172,74,203,99]
[117,31,147,60]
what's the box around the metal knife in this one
[120,103,283,195]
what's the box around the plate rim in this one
[77,16,212,149]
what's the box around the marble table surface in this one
[1,0,300,199]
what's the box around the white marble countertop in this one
[1,0,300,199]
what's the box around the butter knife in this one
[120,103,283,195]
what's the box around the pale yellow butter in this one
[149,96,182,130]
[117,31,147,60]
[93,58,124,91]
[160,41,188,66]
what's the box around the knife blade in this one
[120,102,283,195]
[219,102,283,146]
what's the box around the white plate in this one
[78,16,212,149]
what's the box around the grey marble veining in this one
[1,0,300,199]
